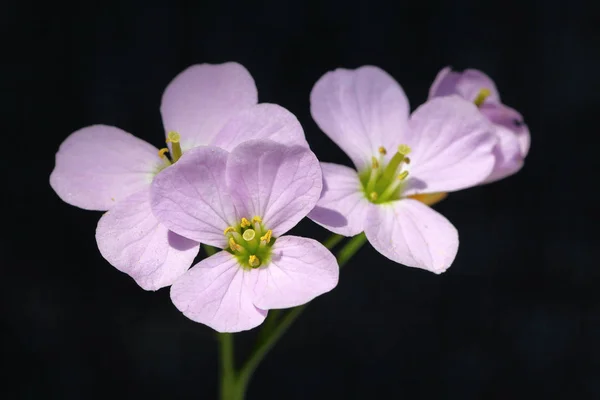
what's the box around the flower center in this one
[360,144,411,204]
[223,216,275,269]
[155,131,184,174]
[474,88,491,107]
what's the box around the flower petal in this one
[50,125,160,211]
[150,146,237,248]
[170,251,267,333]
[310,66,410,171]
[308,162,371,236]
[364,199,458,274]
[96,189,199,291]
[429,66,500,104]
[210,103,309,151]
[484,125,525,183]
[160,62,258,150]
[480,102,531,157]
[403,96,497,195]
[252,236,339,309]
[226,140,322,236]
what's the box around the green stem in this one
[235,233,368,396]
[322,233,344,250]
[203,243,218,256]
[218,333,240,400]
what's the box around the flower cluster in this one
[50,62,529,332]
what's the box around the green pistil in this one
[167,131,183,162]
[361,144,411,204]
[474,88,491,107]
[224,217,275,269]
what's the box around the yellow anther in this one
[474,88,491,107]
[240,218,251,228]
[252,216,262,224]
[378,146,387,155]
[242,229,256,241]
[260,229,272,244]
[369,192,378,201]
[371,156,379,169]
[158,148,169,158]
[398,171,409,180]
[249,255,260,267]
[166,131,181,143]
[229,237,243,252]
[223,226,235,235]
[398,144,411,155]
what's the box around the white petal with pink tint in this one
[484,125,525,183]
[210,103,308,151]
[160,62,258,150]
[308,162,371,236]
[403,96,497,195]
[428,66,501,104]
[310,66,410,171]
[151,146,237,248]
[252,236,339,309]
[226,140,322,236]
[364,199,458,274]
[96,189,199,291]
[50,125,160,211]
[170,251,267,333]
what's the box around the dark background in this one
[3,0,599,398]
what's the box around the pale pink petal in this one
[364,199,458,274]
[308,162,371,236]
[160,62,258,150]
[403,96,497,195]
[310,66,410,171]
[226,140,322,237]
[480,102,531,157]
[210,103,308,151]
[96,189,199,291]
[150,146,237,248]
[429,66,500,104]
[170,251,267,333]
[50,125,161,211]
[483,125,525,183]
[251,236,339,309]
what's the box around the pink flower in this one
[150,140,338,332]
[50,62,307,290]
[429,67,531,182]
[307,66,497,273]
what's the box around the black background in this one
[4,0,599,398]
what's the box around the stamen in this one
[158,148,172,165]
[242,229,256,241]
[371,156,379,169]
[223,226,235,235]
[158,148,169,158]
[378,146,387,155]
[240,218,251,228]
[378,178,404,202]
[404,157,411,164]
[365,157,380,193]
[369,192,378,201]
[260,230,272,244]
[252,216,262,224]
[380,144,411,184]
[166,131,183,162]
[229,237,243,252]
[249,255,260,267]
[474,88,491,107]
[398,171,409,180]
